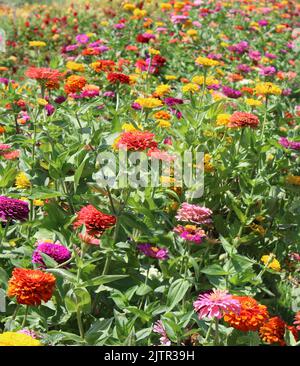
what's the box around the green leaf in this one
[82,274,128,287]
[74,156,88,193]
[40,253,59,268]
[201,264,229,276]
[166,279,190,311]
[65,287,91,313]
[126,306,151,322]
[46,268,77,283]
[0,167,17,188]
[284,328,297,346]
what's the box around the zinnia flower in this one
[224,296,269,331]
[18,329,38,339]
[153,320,171,346]
[134,97,163,109]
[254,82,281,95]
[114,131,158,151]
[294,311,300,331]
[7,268,56,306]
[64,75,87,94]
[173,225,206,244]
[0,196,29,223]
[32,241,72,267]
[261,254,281,271]
[279,137,300,150]
[0,332,41,346]
[175,203,212,224]
[259,317,298,346]
[73,204,116,236]
[107,72,130,84]
[137,243,169,260]
[195,56,219,67]
[15,172,31,189]
[193,289,241,319]
[228,112,259,128]
[222,86,242,99]
[25,67,62,88]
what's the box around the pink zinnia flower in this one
[175,203,212,224]
[193,289,241,319]
[153,320,171,346]
[79,233,101,246]
[294,311,300,331]
[18,329,38,339]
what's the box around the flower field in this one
[0,0,300,347]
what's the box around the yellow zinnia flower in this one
[254,82,281,96]
[37,98,48,106]
[245,98,263,107]
[157,119,171,128]
[182,83,199,94]
[15,172,31,189]
[29,41,46,47]
[286,175,300,186]
[165,75,177,81]
[192,75,219,86]
[155,84,171,96]
[0,332,41,346]
[123,3,136,11]
[33,199,44,207]
[216,113,231,126]
[261,254,281,272]
[134,97,163,109]
[195,56,219,67]
[66,61,85,72]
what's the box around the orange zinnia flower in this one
[228,112,259,128]
[7,268,56,306]
[64,75,87,94]
[259,316,298,346]
[91,60,115,73]
[224,296,269,331]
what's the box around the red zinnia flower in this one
[228,112,259,128]
[224,296,269,331]
[73,204,116,236]
[7,268,56,306]
[115,131,158,151]
[25,67,62,86]
[107,72,130,84]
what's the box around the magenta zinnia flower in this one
[137,243,169,260]
[0,196,29,223]
[279,137,300,150]
[173,225,206,244]
[193,289,241,319]
[32,241,71,267]
[175,203,212,224]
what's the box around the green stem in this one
[6,304,20,331]
[21,305,29,327]
[0,219,10,250]
[261,95,268,140]
[204,321,214,344]
[214,318,219,346]
[76,308,85,339]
